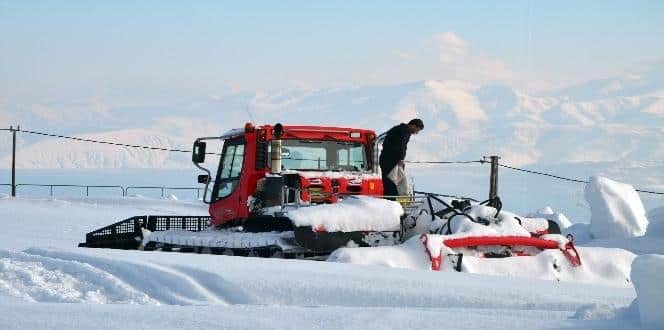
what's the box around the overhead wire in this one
[15,128,220,155]
[3,127,663,195]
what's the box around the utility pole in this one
[10,125,18,197]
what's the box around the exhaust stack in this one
[271,123,284,174]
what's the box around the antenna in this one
[244,103,256,123]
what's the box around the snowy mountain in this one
[1,71,663,176]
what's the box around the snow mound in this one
[0,249,156,304]
[0,248,251,306]
[646,207,664,237]
[584,176,648,239]
[288,195,403,232]
[631,254,664,328]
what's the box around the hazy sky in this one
[1,1,663,106]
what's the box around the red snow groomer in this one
[79,122,579,267]
[80,123,399,257]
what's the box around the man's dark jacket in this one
[379,123,411,173]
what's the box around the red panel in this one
[443,236,560,249]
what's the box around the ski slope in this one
[0,195,654,329]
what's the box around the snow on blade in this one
[529,206,573,229]
[448,205,532,237]
[585,176,648,239]
[288,195,403,232]
[330,236,635,287]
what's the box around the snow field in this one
[0,184,660,329]
[0,245,636,311]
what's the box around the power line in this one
[498,163,587,183]
[16,128,219,155]
[405,160,486,164]
[499,163,664,195]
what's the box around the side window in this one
[220,145,236,179]
[214,141,245,200]
[230,145,244,177]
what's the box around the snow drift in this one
[585,176,648,239]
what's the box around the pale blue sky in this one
[1,1,663,104]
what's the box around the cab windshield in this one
[278,139,368,171]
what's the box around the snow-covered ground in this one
[1,192,660,329]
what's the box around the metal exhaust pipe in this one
[271,123,284,174]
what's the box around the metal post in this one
[488,155,500,202]
[11,125,18,197]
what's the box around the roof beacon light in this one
[350,132,361,138]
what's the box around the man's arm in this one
[398,125,409,167]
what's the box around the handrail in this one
[125,186,204,198]
[14,184,125,197]
[2,183,203,199]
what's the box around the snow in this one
[330,234,635,287]
[288,195,403,232]
[286,170,381,180]
[585,176,648,239]
[448,206,531,236]
[631,254,664,328]
[331,203,636,287]
[0,194,656,329]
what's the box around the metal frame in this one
[192,131,245,204]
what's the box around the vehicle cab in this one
[192,123,384,227]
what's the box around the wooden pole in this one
[489,155,500,202]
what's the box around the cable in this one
[406,160,485,164]
[499,163,664,195]
[16,129,220,155]
[498,163,587,183]
[634,188,664,195]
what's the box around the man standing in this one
[379,119,424,198]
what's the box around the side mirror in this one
[197,174,211,184]
[192,141,207,164]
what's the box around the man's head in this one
[407,118,424,134]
